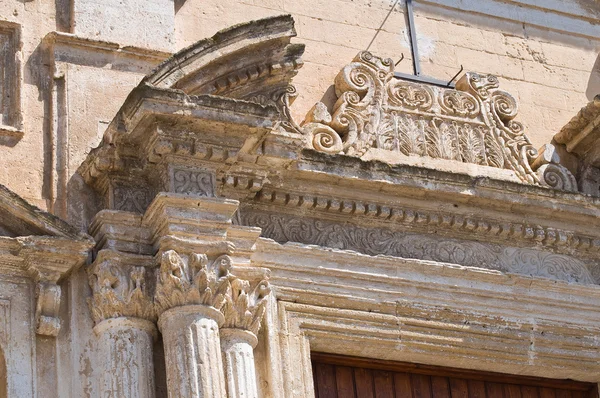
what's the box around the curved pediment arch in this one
[142,14,304,101]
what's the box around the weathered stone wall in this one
[0,0,599,213]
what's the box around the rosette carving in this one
[88,256,156,324]
[221,279,271,336]
[154,250,235,315]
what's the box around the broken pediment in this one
[0,184,89,239]
[143,14,304,100]
[303,51,577,191]
[553,95,600,196]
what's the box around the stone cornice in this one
[44,31,170,66]
[241,156,600,258]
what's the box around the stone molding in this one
[248,239,600,395]
[241,209,597,285]
[303,51,575,191]
[246,187,600,258]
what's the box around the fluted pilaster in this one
[159,305,227,398]
[221,329,259,398]
[88,250,157,398]
[95,318,157,398]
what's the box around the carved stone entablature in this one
[241,209,597,285]
[303,51,576,191]
[77,16,305,215]
[88,249,156,324]
[554,95,600,196]
[248,186,600,258]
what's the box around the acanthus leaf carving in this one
[303,51,576,190]
[241,210,596,285]
[221,279,271,336]
[154,250,235,315]
[88,254,156,324]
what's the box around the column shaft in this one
[159,305,226,398]
[221,329,259,398]
[95,317,156,398]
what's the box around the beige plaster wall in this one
[0,0,599,213]
[176,0,600,152]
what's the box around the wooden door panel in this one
[312,353,596,398]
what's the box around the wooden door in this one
[312,353,598,398]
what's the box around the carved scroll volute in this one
[456,72,540,183]
[221,279,271,337]
[304,51,393,156]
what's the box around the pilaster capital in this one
[87,250,156,324]
[221,278,271,338]
[154,249,235,317]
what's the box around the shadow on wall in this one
[587,53,600,101]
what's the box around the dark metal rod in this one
[447,65,464,86]
[406,0,421,76]
[394,72,456,88]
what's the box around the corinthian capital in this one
[154,249,235,316]
[88,250,156,324]
[221,279,271,336]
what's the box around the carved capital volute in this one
[154,250,235,319]
[220,278,271,340]
[87,250,157,325]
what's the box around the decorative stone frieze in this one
[303,51,576,191]
[171,167,216,196]
[241,209,597,284]
[248,187,600,257]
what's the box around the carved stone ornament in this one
[241,210,596,285]
[303,51,576,190]
[221,278,271,336]
[154,250,235,315]
[88,251,156,324]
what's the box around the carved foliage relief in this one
[303,51,576,189]
[241,210,596,285]
[88,258,156,324]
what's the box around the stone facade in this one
[0,2,600,398]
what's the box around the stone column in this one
[220,279,271,398]
[154,250,232,398]
[88,250,157,398]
